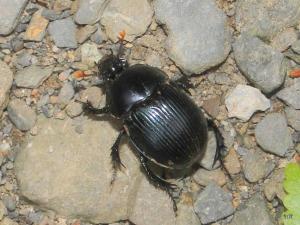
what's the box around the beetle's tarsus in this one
[172,75,194,96]
[139,156,178,211]
[110,129,126,186]
[85,101,110,114]
[207,119,233,180]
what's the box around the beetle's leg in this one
[207,119,226,164]
[111,128,126,170]
[139,156,177,211]
[207,119,232,180]
[171,75,194,96]
[85,101,110,114]
[110,128,126,186]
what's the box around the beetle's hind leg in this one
[139,156,178,212]
[110,128,126,185]
[207,119,232,179]
[207,119,226,164]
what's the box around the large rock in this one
[48,18,77,48]
[0,0,28,35]
[0,61,13,117]
[236,0,300,41]
[129,177,176,225]
[74,0,108,25]
[101,0,153,42]
[277,81,300,110]
[14,65,54,88]
[233,35,285,94]
[15,116,142,224]
[255,113,293,156]
[225,85,270,121]
[231,194,275,225]
[154,0,231,74]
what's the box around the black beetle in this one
[80,34,226,209]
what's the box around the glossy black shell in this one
[108,64,208,169]
[107,64,166,117]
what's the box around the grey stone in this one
[233,35,285,94]
[15,65,54,88]
[10,38,24,52]
[0,61,13,117]
[76,25,97,44]
[242,151,275,183]
[225,85,270,121]
[74,0,108,25]
[129,176,175,225]
[42,9,61,21]
[285,107,300,131]
[194,182,234,224]
[270,28,298,52]
[199,131,220,170]
[264,169,285,201]
[230,194,275,225]
[154,0,231,74]
[48,18,77,48]
[236,0,300,41]
[16,52,34,67]
[7,99,36,131]
[0,0,28,35]
[66,101,83,118]
[291,40,300,54]
[57,82,75,108]
[277,81,300,109]
[101,0,153,42]
[15,116,142,224]
[255,113,293,156]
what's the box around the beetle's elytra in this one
[80,33,226,210]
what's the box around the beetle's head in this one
[97,30,128,83]
[97,52,128,82]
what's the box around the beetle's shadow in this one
[84,112,123,130]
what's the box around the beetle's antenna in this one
[117,30,126,59]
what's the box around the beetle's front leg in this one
[171,75,194,95]
[139,156,177,211]
[110,128,126,185]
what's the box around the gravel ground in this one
[0,0,299,225]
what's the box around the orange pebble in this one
[31,89,39,98]
[118,30,126,41]
[72,70,86,79]
[289,69,300,78]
